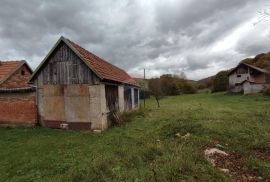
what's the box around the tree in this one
[160,74,180,96]
[181,80,197,94]
[212,71,229,93]
[241,52,270,69]
[158,73,198,95]
[148,78,163,107]
[254,8,270,26]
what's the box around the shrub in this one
[262,84,270,96]
[181,81,197,94]
[212,71,229,93]
[109,109,144,126]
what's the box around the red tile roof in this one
[30,36,139,87]
[66,38,138,86]
[0,61,23,81]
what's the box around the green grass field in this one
[0,93,269,181]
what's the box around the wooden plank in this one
[38,42,100,85]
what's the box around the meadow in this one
[0,92,269,181]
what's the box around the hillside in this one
[241,52,270,69]
[198,75,215,88]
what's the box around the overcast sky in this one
[0,0,270,80]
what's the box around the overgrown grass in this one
[0,93,269,181]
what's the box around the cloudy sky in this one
[0,0,270,80]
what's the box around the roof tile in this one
[0,61,23,81]
[66,39,138,86]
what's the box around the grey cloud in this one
[0,0,269,80]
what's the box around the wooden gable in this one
[35,41,100,85]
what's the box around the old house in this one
[0,60,37,126]
[30,36,139,131]
[228,62,270,94]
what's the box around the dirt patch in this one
[253,148,270,161]
[203,144,263,182]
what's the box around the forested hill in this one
[241,52,270,69]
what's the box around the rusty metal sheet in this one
[64,85,90,123]
[43,85,64,96]
[43,85,65,121]
[64,84,89,96]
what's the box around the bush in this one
[262,84,270,95]
[181,81,197,94]
[159,74,198,95]
[109,109,144,126]
[212,71,229,93]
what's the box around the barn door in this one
[105,85,119,112]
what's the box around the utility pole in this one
[143,68,146,108]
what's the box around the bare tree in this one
[254,7,270,26]
[148,78,163,107]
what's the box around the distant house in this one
[30,36,139,131]
[228,62,270,94]
[0,60,37,126]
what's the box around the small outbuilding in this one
[30,36,140,131]
[0,60,37,126]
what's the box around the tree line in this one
[147,74,198,107]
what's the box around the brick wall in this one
[0,92,37,126]
[0,64,32,89]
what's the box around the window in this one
[235,83,241,86]
[237,75,241,78]
[21,70,25,75]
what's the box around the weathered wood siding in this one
[105,85,119,111]
[37,42,100,85]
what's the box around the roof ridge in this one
[30,36,139,86]
[0,60,25,63]
[241,62,269,73]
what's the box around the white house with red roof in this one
[30,36,140,131]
